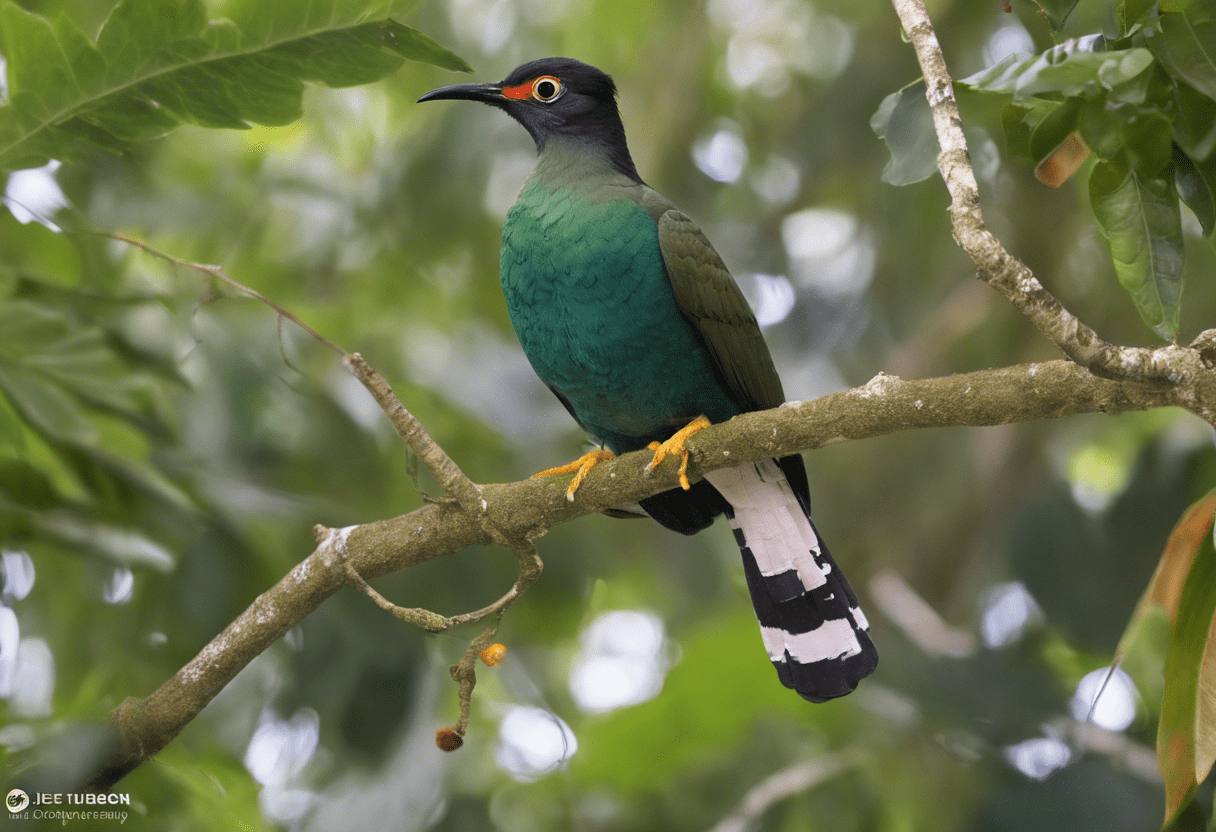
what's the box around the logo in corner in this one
[6,789,29,813]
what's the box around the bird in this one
[419,58,876,702]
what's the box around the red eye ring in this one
[531,76,563,102]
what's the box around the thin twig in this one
[450,627,502,737]
[342,353,501,541]
[111,233,346,356]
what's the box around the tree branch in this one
[107,238,547,751]
[890,0,1216,427]
[87,359,1204,788]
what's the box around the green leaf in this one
[0,364,100,444]
[1175,145,1216,235]
[1125,111,1177,177]
[1117,0,1156,37]
[1154,0,1216,103]
[1002,102,1036,159]
[1089,155,1185,340]
[1156,492,1216,827]
[1081,96,1129,158]
[0,300,159,421]
[870,79,939,186]
[31,510,175,571]
[0,383,25,456]
[1171,79,1216,160]
[1030,96,1085,163]
[1034,0,1081,31]
[961,38,1154,100]
[0,0,471,171]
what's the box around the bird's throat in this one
[529,135,642,191]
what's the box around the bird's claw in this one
[532,449,616,500]
[646,415,711,491]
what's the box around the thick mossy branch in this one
[87,359,1202,789]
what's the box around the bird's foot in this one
[532,449,616,502]
[646,415,711,491]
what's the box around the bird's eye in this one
[532,76,563,102]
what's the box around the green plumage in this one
[418,57,878,703]
[500,142,753,454]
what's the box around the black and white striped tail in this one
[704,460,877,702]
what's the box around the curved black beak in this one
[417,81,505,105]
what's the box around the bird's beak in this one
[417,81,505,105]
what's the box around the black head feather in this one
[419,58,642,183]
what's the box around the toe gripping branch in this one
[646,415,712,491]
[532,448,617,501]
[531,415,712,500]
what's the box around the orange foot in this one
[646,415,712,491]
[532,449,616,501]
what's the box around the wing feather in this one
[643,192,786,412]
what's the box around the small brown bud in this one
[435,727,463,752]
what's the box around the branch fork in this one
[891,0,1216,428]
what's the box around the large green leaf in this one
[960,38,1154,100]
[1089,155,1185,340]
[0,0,471,171]
[1154,0,1216,103]
[1155,492,1216,827]
[870,79,939,186]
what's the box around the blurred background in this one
[3,0,1216,829]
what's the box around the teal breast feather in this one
[501,181,740,452]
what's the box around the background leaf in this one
[1116,0,1157,36]
[959,40,1153,99]
[1156,495,1216,826]
[1174,145,1216,236]
[0,0,470,171]
[870,80,940,185]
[1089,154,1185,340]
[1153,0,1216,103]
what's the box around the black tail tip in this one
[778,643,879,703]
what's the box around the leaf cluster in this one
[875,0,1216,341]
[0,0,469,171]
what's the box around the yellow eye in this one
[532,76,563,102]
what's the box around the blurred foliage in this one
[0,0,1215,831]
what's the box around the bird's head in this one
[419,58,640,181]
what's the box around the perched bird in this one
[419,58,876,702]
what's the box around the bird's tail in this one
[703,460,877,702]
